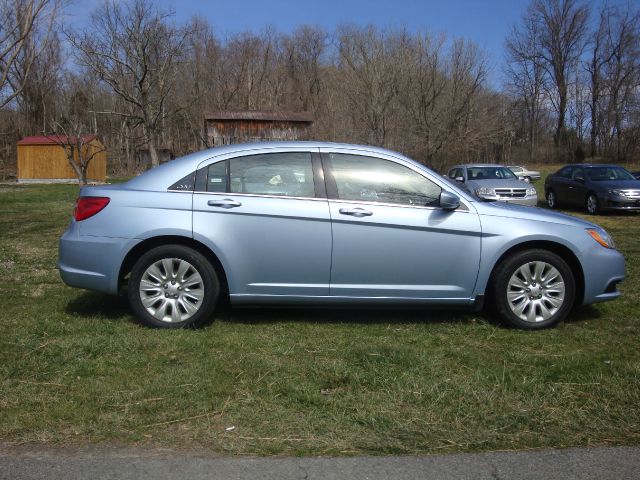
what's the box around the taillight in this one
[74,197,110,221]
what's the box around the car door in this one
[552,166,574,204]
[321,148,482,302]
[568,167,588,205]
[192,148,332,300]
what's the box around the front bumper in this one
[501,195,538,207]
[581,245,625,305]
[601,196,640,211]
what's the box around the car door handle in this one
[339,207,373,217]
[207,199,242,208]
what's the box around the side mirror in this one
[439,190,460,210]
[574,174,585,183]
[455,176,464,182]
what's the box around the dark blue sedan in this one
[544,164,640,214]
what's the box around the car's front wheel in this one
[128,245,219,328]
[586,193,599,215]
[492,249,575,329]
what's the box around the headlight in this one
[526,187,537,196]
[475,187,495,197]
[608,189,626,197]
[586,228,615,249]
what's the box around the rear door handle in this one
[339,207,373,217]
[207,198,242,208]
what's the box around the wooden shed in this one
[204,110,313,147]
[17,135,107,183]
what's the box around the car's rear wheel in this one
[546,189,558,209]
[586,193,599,215]
[492,249,575,329]
[128,245,219,328]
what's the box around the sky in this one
[75,0,636,86]
[153,0,530,77]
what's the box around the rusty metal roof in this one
[17,135,98,145]
[204,110,313,122]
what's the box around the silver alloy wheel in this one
[138,258,205,323]
[587,194,598,214]
[506,261,565,323]
[547,191,556,208]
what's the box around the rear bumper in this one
[58,222,135,295]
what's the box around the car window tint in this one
[229,152,314,197]
[206,161,227,192]
[572,167,584,181]
[329,153,442,207]
[558,166,574,178]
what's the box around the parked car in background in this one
[507,165,541,183]
[447,164,538,206]
[59,142,624,330]
[544,164,640,215]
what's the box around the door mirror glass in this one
[439,190,460,210]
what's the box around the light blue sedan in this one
[58,142,625,330]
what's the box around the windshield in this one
[586,166,635,181]
[468,167,517,180]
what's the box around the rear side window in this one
[229,152,314,197]
[207,161,227,192]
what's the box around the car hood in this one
[589,179,640,190]
[466,179,530,190]
[474,199,598,228]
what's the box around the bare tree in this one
[505,12,547,163]
[0,0,59,109]
[47,74,105,185]
[68,0,188,167]
[530,0,590,149]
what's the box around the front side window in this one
[328,153,442,207]
[558,166,574,179]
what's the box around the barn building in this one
[204,110,313,146]
[16,135,107,183]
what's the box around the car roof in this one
[562,163,624,168]
[454,164,507,168]
[124,141,431,191]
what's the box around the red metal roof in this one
[204,110,313,122]
[17,135,98,145]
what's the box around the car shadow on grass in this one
[65,291,601,328]
[65,291,487,326]
[66,291,132,321]
[215,306,484,326]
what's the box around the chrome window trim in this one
[328,197,470,212]
[191,191,329,202]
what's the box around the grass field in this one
[0,176,639,456]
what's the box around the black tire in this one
[546,189,558,209]
[128,245,219,328]
[586,193,599,215]
[492,249,575,330]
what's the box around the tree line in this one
[0,0,638,183]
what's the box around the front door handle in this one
[207,198,242,208]
[339,207,373,217]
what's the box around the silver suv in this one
[448,164,538,206]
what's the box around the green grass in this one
[0,183,639,456]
